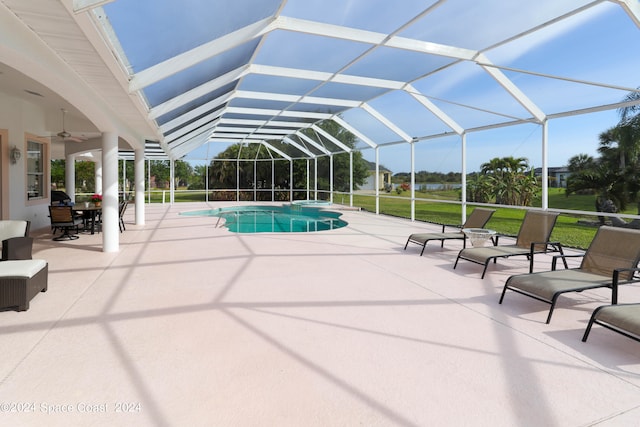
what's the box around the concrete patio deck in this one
[1,202,639,426]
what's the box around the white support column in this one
[205,162,209,203]
[375,147,380,215]
[253,161,257,201]
[349,151,353,207]
[236,159,239,202]
[170,159,176,204]
[410,141,415,222]
[65,153,76,202]
[271,159,275,202]
[314,157,318,200]
[461,133,467,224]
[94,158,102,195]
[134,148,145,225]
[329,154,334,204]
[306,159,310,200]
[289,160,293,202]
[147,159,151,204]
[101,131,119,253]
[541,120,549,210]
[121,159,126,199]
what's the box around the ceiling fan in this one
[51,108,87,143]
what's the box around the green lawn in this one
[348,188,637,249]
[131,187,634,249]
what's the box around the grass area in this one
[112,186,636,249]
[348,188,636,249]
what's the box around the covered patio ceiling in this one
[3,0,640,162]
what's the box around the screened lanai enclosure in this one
[4,0,640,219]
[99,0,640,214]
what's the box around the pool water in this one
[181,205,348,233]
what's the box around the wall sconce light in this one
[10,146,22,164]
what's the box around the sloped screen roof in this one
[95,0,640,161]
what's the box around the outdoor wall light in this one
[10,146,22,164]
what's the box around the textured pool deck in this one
[1,202,639,426]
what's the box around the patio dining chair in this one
[500,226,640,324]
[118,200,128,232]
[453,210,563,279]
[404,208,495,255]
[49,205,83,241]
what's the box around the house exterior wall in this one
[361,171,391,191]
[0,93,52,229]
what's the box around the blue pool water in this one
[181,204,348,233]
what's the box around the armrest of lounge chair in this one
[551,253,584,270]
[526,241,565,273]
[611,267,640,304]
[1,236,33,260]
[439,223,463,232]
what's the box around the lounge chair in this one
[582,303,640,343]
[404,208,495,255]
[0,259,48,311]
[500,226,640,324]
[454,210,562,279]
[0,220,32,260]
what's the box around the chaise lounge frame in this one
[404,208,495,255]
[500,226,640,324]
[454,210,564,279]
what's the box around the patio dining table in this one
[72,204,101,235]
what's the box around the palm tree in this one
[567,154,596,172]
[618,89,640,125]
[479,156,536,205]
[565,89,640,216]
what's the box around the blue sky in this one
[105,0,640,175]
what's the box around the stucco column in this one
[134,148,145,225]
[101,131,119,252]
[65,153,76,202]
[461,133,467,224]
[94,158,102,194]
[375,147,379,215]
[170,158,175,204]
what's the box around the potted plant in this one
[90,194,103,207]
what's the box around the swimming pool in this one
[182,204,348,233]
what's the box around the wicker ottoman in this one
[0,259,48,311]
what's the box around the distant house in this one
[534,166,571,188]
[361,161,392,191]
